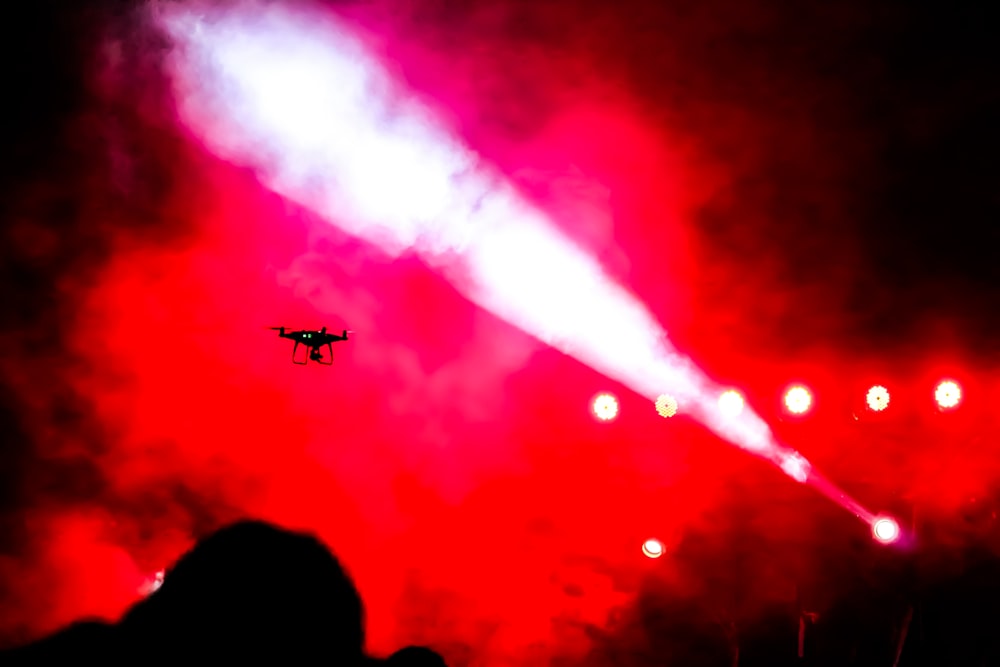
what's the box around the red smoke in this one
[1,1,998,664]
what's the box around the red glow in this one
[6,1,996,662]
[866,385,890,412]
[0,56,709,653]
[783,385,812,415]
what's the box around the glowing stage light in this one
[655,394,678,418]
[935,380,962,409]
[871,516,900,544]
[784,385,812,415]
[718,390,744,418]
[641,538,664,558]
[866,385,890,412]
[592,393,619,421]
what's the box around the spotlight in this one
[642,538,664,558]
[655,394,678,418]
[784,385,812,415]
[592,393,619,421]
[871,516,900,544]
[934,380,962,410]
[718,390,744,418]
[866,385,890,412]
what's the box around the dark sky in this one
[1,0,998,663]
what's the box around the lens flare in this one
[935,380,962,409]
[872,516,900,544]
[641,538,664,558]
[718,390,744,418]
[866,385,890,412]
[655,394,678,418]
[592,393,619,421]
[784,385,812,415]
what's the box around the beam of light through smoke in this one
[154,1,878,517]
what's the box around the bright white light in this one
[872,517,900,544]
[718,390,744,418]
[779,451,811,483]
[866,385,890,412]
[784,385,812,415]
[592,393,619,421]
[935,380,961,409]
[156,1,812,482]
[655,394,678,418]
[642,538,664,558]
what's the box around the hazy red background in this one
[1,0,997,663]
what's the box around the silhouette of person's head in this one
[118,519,364,662]
[385,646,448,667]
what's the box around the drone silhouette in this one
[269,327,351,365]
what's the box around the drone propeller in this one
[264,326,354,334]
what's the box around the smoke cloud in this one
[1,0,998,664]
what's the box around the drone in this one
[269,326,351,365]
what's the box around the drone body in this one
[269,327,350,365]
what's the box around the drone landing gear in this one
[292,341,333,365]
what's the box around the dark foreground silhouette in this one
[1,520,445,666]
[385,645,449,667]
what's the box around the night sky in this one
[1,0,998,663]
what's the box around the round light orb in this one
[592,393,619,421]
[935,380,962,409]
[866,385,890,412]
[784,385,812,415]
[655,394,679,418]
[642,538,665,559]
[872,517,900,544]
